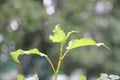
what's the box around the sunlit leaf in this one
[24,48,40,55]
[10,49,23,63]
[17,74,25,80]
[49,24,66,43]
[10,48,46,63]
[66,38,96,50]
[78,75,86,80]
[67,38,109,50]
[24,48,47,57]
[25,74,39,80]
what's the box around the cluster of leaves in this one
[10,24,109,80]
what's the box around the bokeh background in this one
[0,0,120,80]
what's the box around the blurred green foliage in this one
[0,0,120,79]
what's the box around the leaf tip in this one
[96,43,110,50]
[10,52,20,63]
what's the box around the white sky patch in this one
[43,0,55,15]
[43,0,52,7]
[96,1,105,14]
[95,1,113,14]
[46,6,55,15]
[10,19,19,31]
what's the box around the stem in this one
[62,49,69,60]
[54,49,70,80]
[54,42,64,80]
[54,57,62,80]
[60,42,64,57]
[45,55,55,73]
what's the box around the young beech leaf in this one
[10,49,23,63]
[10,48,46,63]
[78,75,86,80]
[66,38,109,50]
[49,24,65,43]
[17,74,25,80]
[66,38,96,50]
[23,48,46,57]
[24,48,40,55]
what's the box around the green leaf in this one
[10,49,23,63]
[78,75,86,80]
[24,48,46,57]
[66,38,96,50]
[67,38,109,50]
[10,48,46,63]
[17,74,25,80]
[49,24,66,43]
[24,48,40,55]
